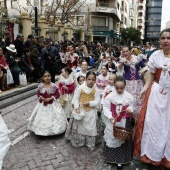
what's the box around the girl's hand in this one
[110,118,115,124]
[83,102,89,107]
[63,86,68,90]
[140,88,147,99]
[126,108,132,113]
[44,98,52,102]
[40,96,45,101]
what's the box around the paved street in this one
[1,96,164,170]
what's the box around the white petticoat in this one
[28,101,67,136]
[104,118,126,148]
[141,82,170,162]
[0,115,10,170]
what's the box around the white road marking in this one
[11,131,30,146]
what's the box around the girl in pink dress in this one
[96,65,109,96]
[58,67,75,119]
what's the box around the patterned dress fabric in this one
[134,50,170,169]
[65,82,100,150]
[0,115,10,170]
[103,90,134,164]
[28,83,67,136]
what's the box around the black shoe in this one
[117,164,123,170]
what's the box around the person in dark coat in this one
[41,39,61,82]
[14,33,25,58]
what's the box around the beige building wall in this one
[166,21,170,28]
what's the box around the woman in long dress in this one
[134,28,170,169]
[28,71,67,136]
[118,47,146,118]
[0,114,10,170]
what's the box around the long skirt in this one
[134,82,170,169]
[65,116,101,149]
[0,115,10,170]
[126,80,143,118]
[28,101,67,136]
[103,118,133,164]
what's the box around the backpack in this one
[89,57,95,66]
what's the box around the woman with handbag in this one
[103,76,134,170]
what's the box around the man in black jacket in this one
[41,38,61,82]
[14,34,25,58]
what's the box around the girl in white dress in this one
[28,71,67,136]
[0,114,10,170]
[58,67,75,120]
[103,76,134,170]
[65,71,100,150]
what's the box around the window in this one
[121,14,123,22]
[117,2,120,10]
[125,17,127,25]
[75,16,85,26]
[0,1,4,7]
[11,0,17,8]
[91,16,107,27]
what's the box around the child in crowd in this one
[28,71,67,136]
[105,57,117,74]
[65,71,100,151]
[103,76,134,170]
[65,46,79,69]
[0,114,10,170]
[58,67,75,120]
[74,60,88,82]
[72,76,85,108]
[96,65,109,97]
[101,74,116,126]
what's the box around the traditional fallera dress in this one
[28,83,67,136]
[121,56,145,118]
[58,75,75,118]
[65,82,100,149]
[66,53,79,69]
[134,50,170,169]
[96,74,109,96]
[101,84,115,125]
[103,90,134,164]
[0,115,10,170]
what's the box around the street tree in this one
[121,27,142,45]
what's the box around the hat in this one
[6,44,17,53]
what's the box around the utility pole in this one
[35,6,38,38]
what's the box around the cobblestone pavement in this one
[2,96,166,170]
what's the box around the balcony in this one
[138,9,144,14]
[138,3,144,7]
[95,2,121,21]
[93,26,109,31]
[137,22,144,27]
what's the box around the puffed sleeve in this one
[89,88,100,107]
[96,77,101,87]
[103,96,112,119]
[72,86,81,109]
[52,88,60,99]
[148,52,157,73]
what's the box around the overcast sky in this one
[161,0,170,30]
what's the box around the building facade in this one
[137,0,146,40]
[144,0,162,46]
[166,21,170,29]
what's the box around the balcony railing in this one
[137,22,143,27]
[93,26,109,31]
[96,2,115,8]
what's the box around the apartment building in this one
[89,0,121,44]
[137,0,146,40]
[144,0,162,46]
